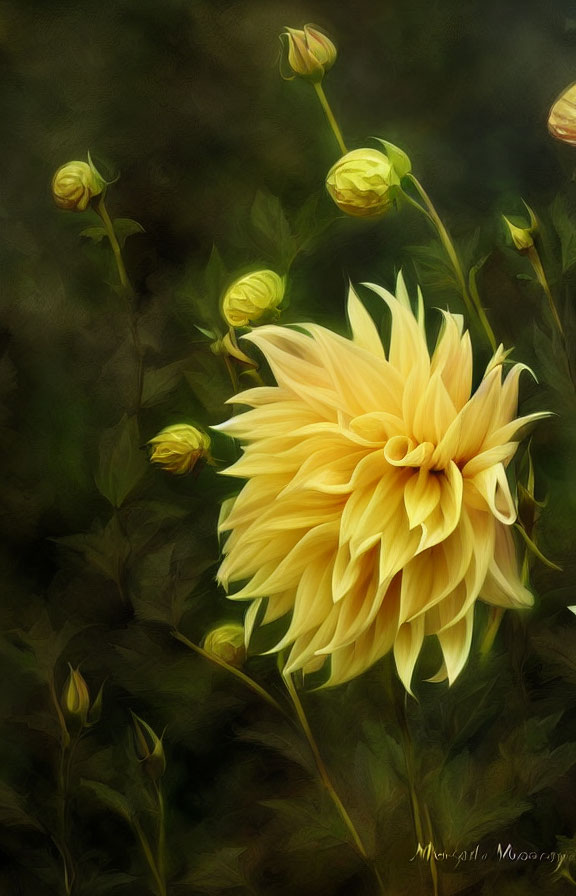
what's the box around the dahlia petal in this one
[362,281,430,381]
[484,411,552,450]
[416,461,463,552]
[412,371,457,445]
[347,283,385,358]
[470,464,517,524]
[453,367,502,461]
[404,468,442,530]
[480,524,534,608]
[349,411,405,442]
[394,617,425,694]
[437,608,474,685]
[461,443,518,477]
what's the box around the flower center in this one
[383,435,442,471]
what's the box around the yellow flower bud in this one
[51,160,104,211]
[130,712,166,780]
[283,24,337,83]
[148,424,210,475]
[222,270,284,328]
[203,623,246,668]
[62,665,90,727]
[502,202,538,252]
[548,82,576,146]
[326,148,397,218]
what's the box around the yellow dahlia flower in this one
[216,276,547,692]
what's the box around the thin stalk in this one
[423,803,440,896]
[396,689,439,896]
[155,782,166,885]
[526,246,564,338]
[94,193,144,412]
[133,816,167,896]
[223,350,240,395]
[283,672,386,895]
[313,82,348,155]
[94,193,130,292]
[49,677,75,894]
[171,629,289,718]
[405,174,497,352]
[479,607,504,658]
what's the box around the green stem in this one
[94,193,130,292]
[171,629,289,718]
[479,607,504,658]
[313,82,348,155]
[405,174,497,352]
[223,338,240,395]
[423,803,440,896]
[94,193,144,411]
[283,672,386,895]
[527,246,564,338]
[155,782,166,885]
[395,687,439,896]
[133,817,167,896]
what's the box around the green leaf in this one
[374,138,412,178]
[0,781,44,831]
[141,360,187,407]
[550,194,576,273]
[249,190,296,270]
[80,226,108,243]
[55,513,131,584]
[183,847,250,891]
[112,218,145,249]
[237,721,316,774]
[95,414,148,508]
[81,779,133,823]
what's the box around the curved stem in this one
[171,629,289,718]
[283,672,386,895]
[313,82,348,155]
[527,246,565,338]
[404,174,497,352]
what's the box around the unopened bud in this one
[222,270,284,328]
[52,160,105,211]
[548,82,576,146]
[130,712,166,780]
[203,623,246,668]
[503,203,538,252]
[62,665,90,727]
[283,25,337,83]
[326,148,398,218]
[148,424,211,475]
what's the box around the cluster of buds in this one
[51,156,106,212]
[148,423,211,475]
[282,24,337,83]
[61,665,102,733]
[221,270,285,328]
[131,712,166,781]
[203,623,246,668]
